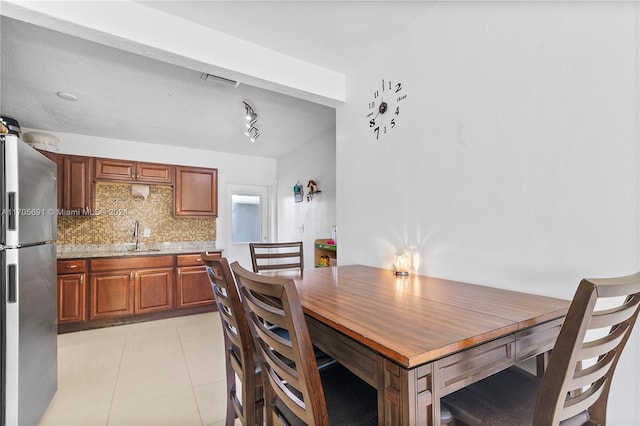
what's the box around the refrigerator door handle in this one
[7,192,16,231]
[7,263,16,303]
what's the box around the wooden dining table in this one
[269,264,570,426]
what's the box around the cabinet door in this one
[63,155,93,214]
[134,268,174,314]
[135,162,173,184]
[176,266,215,309]
[95,158,135,182]
[90,272,134,320]
[57,273,86,324]
[174,166,218,217]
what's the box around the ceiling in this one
[0,1,433,158]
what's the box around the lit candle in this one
[393,254,410,276]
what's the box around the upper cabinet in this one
[95,158,173,184]
[174,166,218,218]
[63,155,94,215]
[35,151,217,218]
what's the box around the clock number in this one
[368,101,376,109]
[374,126,380,139]
[373,90,379,98]
[369,119,376,128]
[382,79,386,92]
[395,83,402,93]
[395,106,400,115]
[390,119,396,128]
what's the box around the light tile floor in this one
[38,313,240,426]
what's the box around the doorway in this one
[226,184,273,269]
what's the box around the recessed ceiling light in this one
[57,91,78,101]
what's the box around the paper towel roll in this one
[131,184,150,200]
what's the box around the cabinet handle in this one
[195,258,202,262]
[66,265,78,269]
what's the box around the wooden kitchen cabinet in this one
[57,259,87,324]
[95,158,173,184]
[62,155,94,215]
[175,253,217,309]
[135,268,174,314]
[174,166,218,217]
[89,255,174,320]
[58,252,221,333]
[90,271,134,320]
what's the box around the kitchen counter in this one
[56,241,219,259]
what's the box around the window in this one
[231,194,261,243]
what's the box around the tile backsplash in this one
[57,182,216,245]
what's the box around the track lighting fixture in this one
[243,101,260,143]
[244,101,257,122]
[249,128,260,143]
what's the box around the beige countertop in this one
[57,241,219,259]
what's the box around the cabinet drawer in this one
[91,255,174,272]
[57,259,87,274]
[95,158,134,181]
[176,254,204,267]
[136,162,173,184]
[435,335,516,396]
[176,252,220,267]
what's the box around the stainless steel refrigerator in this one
[1,134,57,426]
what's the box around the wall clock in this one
[366,79,407,140]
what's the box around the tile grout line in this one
[105,325,130,426]
[176,321,206,426]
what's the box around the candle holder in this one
[393,254,410,276]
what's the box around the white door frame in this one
[226,184,275,269]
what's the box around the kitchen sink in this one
[127,248,162,253]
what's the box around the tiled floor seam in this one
[105,325,130,426]
[178,321,206,426]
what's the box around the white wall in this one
[32,129,277,262]
[336,2,639,425]
[276,129,336,269]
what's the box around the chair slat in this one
[570,352,614,390]
[579,322,628,360]
[589,296,640,329]
[250,241,304,273]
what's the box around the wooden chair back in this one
[534,272,640,424]
[200,253,263,426]
[249,241,304,273]
[230,261,329,425]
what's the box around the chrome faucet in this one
[133,220,140,250]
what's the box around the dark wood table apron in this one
[269,265,569,426]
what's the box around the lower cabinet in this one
[89,256,174,320]
[90,271,134,319]
[57,251,220,332]
[136,268,174,314]
[57,259,87,324]
[176,253,217,309]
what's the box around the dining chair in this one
[441,272,640,426]
[249,241,304,273]
[201,252,263,426]
[230,261,378,426]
